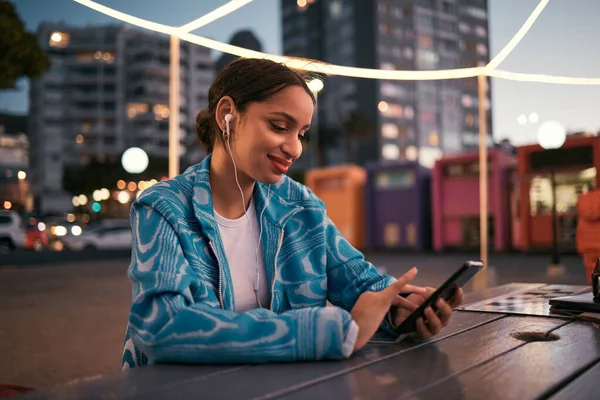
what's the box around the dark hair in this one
[196,58,317,153]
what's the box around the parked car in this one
[62,225,132,251]
[24,220,49,251]
[0,210,26,254]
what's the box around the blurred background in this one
[1,0,599,391]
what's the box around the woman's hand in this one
[350,267,426,352]
[394,287,464,340]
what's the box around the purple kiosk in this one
[365,161,431,251]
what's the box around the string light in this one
[72,0,600,85]
[488,69,600,85]
[175,0,253,34]
[485,0,549,70]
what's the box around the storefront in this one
[364,161,431,251]
[431,149,517,252]
[517,135,600,251]
[305,165,367,249]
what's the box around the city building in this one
[0,113,31,213]
[29,23,214,213]
[215,30,263,73]
[282,0,492,167]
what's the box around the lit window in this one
[381,123,400,139]
[465,113,476,127]
[382,144,400,160]
[127,103,149,119]
[462,95,473,108]
[380,83,397,97]
[297,0,307,8]
[94,51,102,60]
[428,131,439,146]
[415,50,439,69]
[475,26,487,37]
[418,36,433,49]
[380,62,396,70]
[329,0,342,18]
[403,47,414,59]
[404,106,414,120]
[76,52,96,62]
[458,22,470,34]
[382,104,403,118]
[464,6,487,20]
[405,145,418,161]
[49,32,70,48]
[153,104,170,120]
[476,44,488,56]
[102,52,115,63]
[378,101,389,112]
[75,134,84,144]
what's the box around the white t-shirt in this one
[214,198,270,312]
[214,198,357,357]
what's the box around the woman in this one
[121,58,463,368]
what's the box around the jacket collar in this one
[192,154,307,236]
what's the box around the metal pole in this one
[313,92,320,168]
[473,74,489,290]
[169,35,180,178]
[550,169,561,265]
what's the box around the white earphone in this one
[223,112,269,309]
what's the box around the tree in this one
[0,0,50,89]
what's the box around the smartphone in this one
[393,260,484,334]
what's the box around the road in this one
[0,251,589,390]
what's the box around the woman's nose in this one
[282,135,303,160]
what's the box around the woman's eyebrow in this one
[269,112,311,130]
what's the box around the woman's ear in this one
[215,96,237,131]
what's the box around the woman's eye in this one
[270,122,287,132]
[298,135,306,141]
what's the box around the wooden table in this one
[19,283,600,400]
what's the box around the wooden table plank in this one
[18,365,247,400]
[123,312,502,400]
[267,317,565,400]
[462,283,545,305]
[410,321,600,400]
[548,360,600,400]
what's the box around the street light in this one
[537,120,566,150]
[307,78,324,94]
[121,147,149,174]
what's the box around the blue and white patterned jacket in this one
[121,155,398,368]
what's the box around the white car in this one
[0,210,26,254]
[63,225,132,251]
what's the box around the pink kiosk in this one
[432,149,517,252]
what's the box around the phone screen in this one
[393,261,483,334]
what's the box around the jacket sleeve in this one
[126,200,356,364]
[323,215,400,336]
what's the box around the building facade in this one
[0,114,31,213]
[282,0,492,167]
[29,24,213,213]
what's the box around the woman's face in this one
[227,85,314,184]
